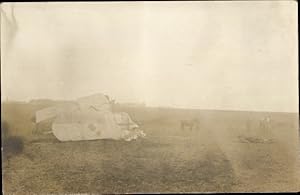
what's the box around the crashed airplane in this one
[35,93,146,141]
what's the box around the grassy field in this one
[2,101,300,193]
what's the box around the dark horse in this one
[181,118,200,131]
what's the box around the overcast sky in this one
[1,2,298,112]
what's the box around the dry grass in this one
[2,102,300,193]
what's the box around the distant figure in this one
[259,116,271,130]
[30,115,38,134]
[181,118,199,131]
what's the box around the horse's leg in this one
[33,123,38,135]
[195,123,199,131]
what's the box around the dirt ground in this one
[2,102,300,193]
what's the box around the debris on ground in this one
[237,135,274,144]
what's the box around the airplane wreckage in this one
[34,93,146,142]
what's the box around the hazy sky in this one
[1,2,298,112]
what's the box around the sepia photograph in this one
[1,1,299,193]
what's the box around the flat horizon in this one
[1,98,298,114]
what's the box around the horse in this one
[181,118,200,131]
